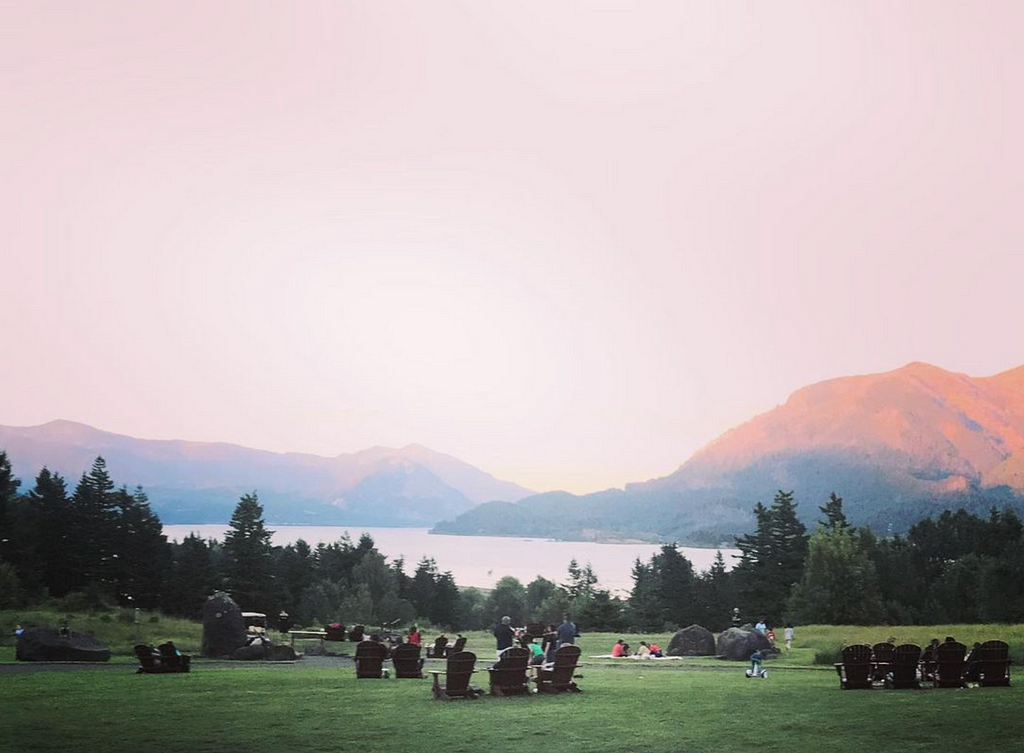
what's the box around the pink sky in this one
[2,1,1023,494]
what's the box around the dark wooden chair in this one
[885,644,921,689]
[430,651,482,700]
[871,642,895,681]
[445,636,467,657]
[834,644,873,689]
[488,647,531,696]
[977,640,1011,687]
[533,644,582,693]
[354,639,389,679]
[427,636,448,658]
[933,641,966,688]
[391,643,424,679]
[135,643,190,674]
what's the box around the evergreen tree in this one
[819,492,849,530]
[525,576,559,618]
[0,450,21,565]
[276,539,315,615]
[164,533,217,618]
[694,550,737,630]
[485,576,527,624]
[24,468,71,595]
[67,457,119,593]
[222,492,275,613]
[112,486,169,608]
[430,571,461,628]
[410,557,439,618]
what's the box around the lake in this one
[163,525,738,594]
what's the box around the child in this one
[750,649,763,675]
[784,624,794,651]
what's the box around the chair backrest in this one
[443,651,477,693]
[355,640,389,678]
[872,642,895,664]
[449,636,467,654]
[546,645,581,687]
[135,644,157,668]
[391,643,422,678]
[349,625,365,642]
[977,640,1010,682]
[935,641,966,683]
[840,644,873,684]
[432,637,448,655]
[490,647,529,690]
[892,644,921,682]
[157,642,182,666]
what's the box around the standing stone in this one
[201,591,247,658]
[667,625,716,656]
[715,626,774,661]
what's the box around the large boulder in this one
[667,625,715,656]
[201,591,247,658]
[716,627,775,661]
[16,629,111,662]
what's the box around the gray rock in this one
[667,625,715,656]
[715,627,776,661]
[201,591,247,658]
[16,629,111,662]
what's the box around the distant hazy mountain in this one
[0,420,534,525]
[436,362,1024,543]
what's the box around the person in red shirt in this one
[408,625,421,646]
[611,639,627,657]
[650,644,663,657]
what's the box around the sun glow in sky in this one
[2,1,1023,493]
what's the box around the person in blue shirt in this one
[755,618,767,634]
[556,615,579,648]
[750,649,764,676]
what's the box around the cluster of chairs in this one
[134,642,191,674]
[835,640,1011,689]
[354,640,583,699]
[425,635,467,658]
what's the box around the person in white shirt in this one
[784,624,794,650]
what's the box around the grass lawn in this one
[2,660,1020,753]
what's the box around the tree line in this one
[3,450,1023,629]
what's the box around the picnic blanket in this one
[588,654,684,660]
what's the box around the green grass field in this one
[4,611,1022,752]
[2,657,1020,753]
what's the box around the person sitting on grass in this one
[611,639,628,657]
[649,643,663,658]
[635,641,652,658]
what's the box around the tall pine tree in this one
[223,492,275,613]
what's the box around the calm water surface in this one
[164,525,738,594]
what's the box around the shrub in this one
[814,643,843,665]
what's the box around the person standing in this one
[493,616,515,658]
[408,625,422,646]
[755,618,767,634]
[556,614,579,649]
[784,624,794,651]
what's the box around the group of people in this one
[921,636,984,681]
[753,617,794,651]
[494,614,579,664]
[609,639,664,658]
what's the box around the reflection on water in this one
[164,525,738,595]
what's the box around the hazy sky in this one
[2,1,1022,494]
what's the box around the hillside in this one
[436,362,1024,543]
[0,420,533,525]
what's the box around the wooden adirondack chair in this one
[834,644,873,689]
[135,643,190,674]
[886,644,921,689]
[445,636,467,657]
[871,642,895,681]
[488,647,531,696]
[533,644,582,693]
[933,641,966,688]
[391,643,424,679]
[427,636,448,658]
[976,640,1012,687]
[430,651,482,700]
[355,639,389,679]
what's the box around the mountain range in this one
[0,420,533,525]
[435,362,1024,543]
